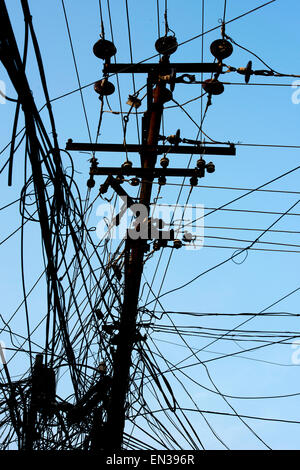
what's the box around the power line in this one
[61,0,93,143]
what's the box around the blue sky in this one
[1,0,300,450]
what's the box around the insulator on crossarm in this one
[122,160,132,170]
[190,175,198,187]
[158,87,173,103]
[115,175,124,184]
[166,129,181,145]
[196,158,206,169]
[173,239,182,249]
[130,177,140,186]
[100,182,109,194]
[196,158,206,178]
[210,39,233,61]
[126,95,142,109]
[245,61,253,84]
[237,61,253,84]
[160,156,169,168]
[202,79,224,95]
[155,35,178,56]
[183,231,194,243]
[94,79,115,96]
[93,38,117,60]
[158,175,167,186]
[87,177,95,188]
[206,161,215,173]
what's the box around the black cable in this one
[61,0,93,143]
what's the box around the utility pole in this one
[66,34,236,450]
[104,71,166,450]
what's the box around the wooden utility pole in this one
[66,57,236,451]
[103,74,166,450]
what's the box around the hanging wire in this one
[99,0,105,38]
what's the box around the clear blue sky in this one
[1,0,300,450]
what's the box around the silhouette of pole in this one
[104,74,166,450]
